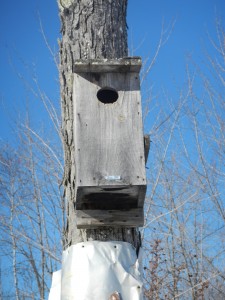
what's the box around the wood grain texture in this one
[58,0,143,249]
[76,185,147,210]
[73,68,146,210]
[76,208,144,229]
[73,57,142,73]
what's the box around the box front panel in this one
[73,72,146,192]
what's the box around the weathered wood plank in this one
[76,185,147,210]
[76,208,144,229]
[73,68,147,210]
[73,57,142,73]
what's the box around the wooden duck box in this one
[73,58,147,228]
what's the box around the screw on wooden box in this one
[73,58,149,228]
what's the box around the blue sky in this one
[0,1,224,297]
[0,0,224,142]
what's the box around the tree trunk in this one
[58,0,141,250]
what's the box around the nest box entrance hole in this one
[97,87,118,104]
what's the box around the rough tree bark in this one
[58,0,141,250]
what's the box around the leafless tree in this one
[142,20,225,299]
[0,2,224,299]
[0,112,64,298]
